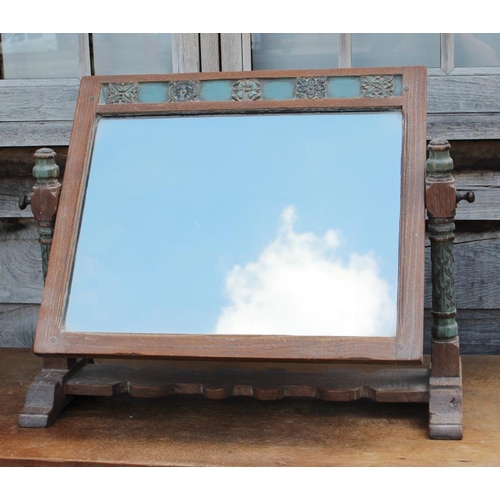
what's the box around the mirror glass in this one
[65,112,403,337]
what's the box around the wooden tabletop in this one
[1,349,499,466]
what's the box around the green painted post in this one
[426,139,458,340]
[30,148,62,282]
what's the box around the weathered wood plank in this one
[455,171,500,220]
[0,79,79,122]
[220,34,243,71]
[0,220,43,303]
[200,34,220,72]
[0,178,37,218]
[428,75,500,114]
[0,304,38,347]
[428,114,500,140]
[172,34,200,73]
[0,121,73,147]
[425,230,500,309]
[449,140,500,169]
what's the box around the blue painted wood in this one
[393,76,403,96]
[199,80,233,101]
[98,85,107,104]
[328,77,360,98]
[262,79,295,100]
[138,83,168,103]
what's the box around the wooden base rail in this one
[18,359,462,439]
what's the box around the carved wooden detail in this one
[427,140,458,340]
[231,79,262,101]
[106,82,139,104]
[425,139,467,440]
[294,77,328,99]
[360,75,394,98]
[168,81,199,102]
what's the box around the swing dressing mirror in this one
[34,68,426,362]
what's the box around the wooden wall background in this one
[1,34,499,353]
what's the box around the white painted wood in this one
[339,34,351,68]
[221,34,243,71]
[173,34,200,73]
[242,33,252,71]
[200,34,220,72]
[440,34,454,74]
[78,34,92,78]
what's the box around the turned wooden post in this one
[426,139,474,439]
[19,148,62,282]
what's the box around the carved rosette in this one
[168,81,199,102]
[360,75,394,98]
[294,77,327,99]
[231,80,262,101]
[106,83,139,104]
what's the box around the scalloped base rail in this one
[18,360,462,439]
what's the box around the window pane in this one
[1,33,79,78]
[93,34,173,75]
[252,34,339,70]
[352,34,440,68]
[455,34,500,67]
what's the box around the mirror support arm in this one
[425,138,473,440]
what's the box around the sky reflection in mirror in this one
[65,112,402,337]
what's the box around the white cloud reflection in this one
[215,206,396,337]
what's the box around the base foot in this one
[19,359,87,428]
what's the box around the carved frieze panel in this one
[101,75,403,104]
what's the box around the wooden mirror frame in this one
[34,67,426,363]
